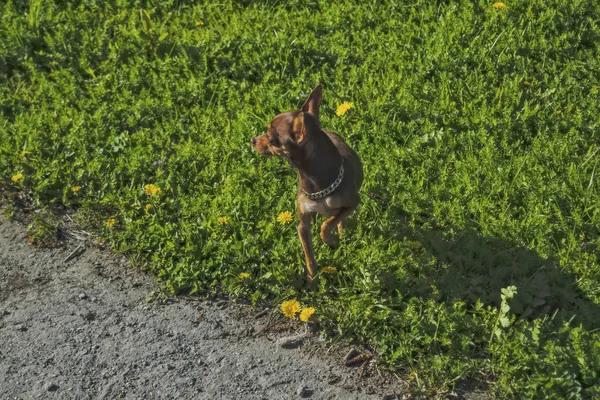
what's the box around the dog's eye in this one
[268,130,280,145]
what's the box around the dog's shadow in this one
[379,211,600,331]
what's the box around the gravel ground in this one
[0,212,404,399]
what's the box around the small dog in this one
[250,84,363,289]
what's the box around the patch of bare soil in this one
[0,211,404,399]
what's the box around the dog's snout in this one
[250,137,257,146]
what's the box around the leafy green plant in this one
[490,285,517,345]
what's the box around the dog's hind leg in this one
[320,206,355,247]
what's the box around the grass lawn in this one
[1,0,599,397]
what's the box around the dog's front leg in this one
[297,211,318,290]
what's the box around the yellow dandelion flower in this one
[299,307,316,322]
[144,184,164,197]
[11,173,24,183]
[239,272,250,280]
[336,102,353,116]
[195,21,205,27]
[217,216,229,225]
[322,266,337,275]
[523,81,532,87]
[277,211,293,225]
[106,218,116,227]
[281,299,302,319]
[71,186,81,193]
[20,150,31,157]
[145,203,153,213]
[492,2,506,9]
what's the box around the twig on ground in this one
[63,244,85,263]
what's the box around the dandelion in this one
[20,150,31,157]
[491,2,506,9]
[71,186,81,193]
[217,216,229,225]
[239,272,250,280]
[336,102,353,116]
[144,184,164,197]
[277,211,293,225]
[11,173,23,183]
[106,218,116,227]
[322,266,337,275]
[195,21,205,27]
[145,203,153,213]
[523,81,532,87]
[281,299,302,319]
[299,307,316,322]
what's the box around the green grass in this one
[1,0,599,397]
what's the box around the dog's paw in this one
[320,229,338,247]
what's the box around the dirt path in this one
[0,213,401,399]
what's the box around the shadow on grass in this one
[384,210,600,331]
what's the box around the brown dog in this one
[250,84,363,289]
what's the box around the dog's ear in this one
[300,84,322,118]
[292,112,308,144]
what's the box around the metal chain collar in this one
[302,159,344,200]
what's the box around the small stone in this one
[17,325,28,332]
[277,333,309,349]
[382,394,403,400]
[47,383,59,392]
[297,385,313,398]
[216,300,228,309]
[82,311,96,321]
[79,293,88,300]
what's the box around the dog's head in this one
[250,84,322,159]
